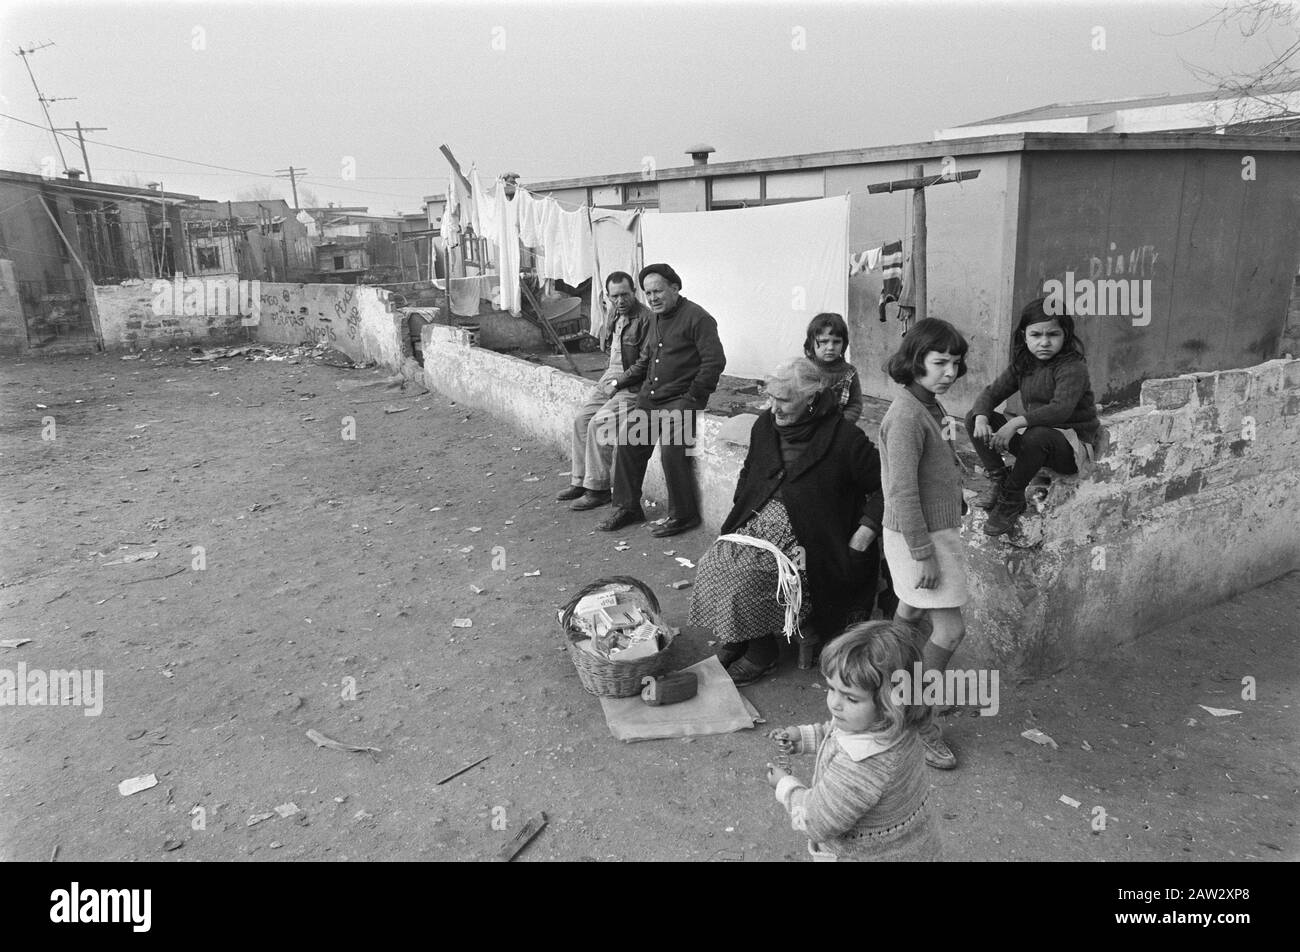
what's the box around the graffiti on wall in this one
[1041,243,1160,327]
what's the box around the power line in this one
[1,112,430,202]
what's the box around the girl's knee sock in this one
[922,638,954,676]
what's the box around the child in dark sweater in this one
[804,312,864,424]
[965,297,1099,537]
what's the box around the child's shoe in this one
[973,467,1009,510]
[983,488,1027,537]
[920,723,958,769]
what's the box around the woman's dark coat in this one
[720,409,886,637]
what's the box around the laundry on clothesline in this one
[879,239,905,323]
[434,274,501,317]
[848,246,882,277]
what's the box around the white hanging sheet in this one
[639,196,849,379]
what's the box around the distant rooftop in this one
[954,78,1300,127]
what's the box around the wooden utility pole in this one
[867,165,979,325]
[52,121,107,181]
[274,166,306,209]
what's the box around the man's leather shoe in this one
[570,490,611,511]
[556,485,586,502]
[651,516,702,538]
[595,508,645,532]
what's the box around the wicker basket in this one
[560,576,679,698]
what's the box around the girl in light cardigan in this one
[877,318,971,770]
[766,621,941,862]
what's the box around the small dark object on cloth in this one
[640,671,699,706]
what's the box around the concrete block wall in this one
[959,357,1300,674]
[0,259,25,354]
[94,279,409,372]
[254,283,407,369]
[419,325,1300,677]
[419,324,748,529]
[95,278,251,350]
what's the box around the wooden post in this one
[866,167,979,330]
[911,163,927,323]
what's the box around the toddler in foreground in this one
[766,621,942,861]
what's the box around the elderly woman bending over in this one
[688,358,886,685]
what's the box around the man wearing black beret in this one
[595,263,727,538]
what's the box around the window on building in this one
[764,170,824,201]
[196,246,221,271]
[710,175,761,207]
[589,185,622,206]
[334,255,345,270]
[625,182,659,205]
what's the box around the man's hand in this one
[914,554,941,590]
[602,379,619,396]
[972,415,993,444]
[848,526,876,552]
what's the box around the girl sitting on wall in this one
[964,297,1100,537]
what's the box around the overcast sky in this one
[0,1,1292,213]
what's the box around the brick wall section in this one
[961,357,1300,673]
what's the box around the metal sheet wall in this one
[1014,149,1300,405]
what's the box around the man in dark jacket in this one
[595,263,726,538]
[556,272,651,510]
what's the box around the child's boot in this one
[983,487,1027,537]
[920,720,957,770]
[973,466,1009,510]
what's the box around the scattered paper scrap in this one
[614,544,630,552]
[523,476,540,482]
[523,570,541,577]
[675,557,695,569]
[1198,704,1242,717]
[383,406,410,414]
[662,550,676,556]
[1058,795,1081,809]
[1020,728,1059,750]
[458,546,474,553]
[452,618,473,628]
[117,773,158,797]
[246,812,274,827]
[274,802,300,818]
[305,729,381,754]
[0,639,32,649]
[669,580,692,590]
[470,585,484,594]
[468,527,482,533]
[1080,740,1093,751]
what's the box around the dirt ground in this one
[1,349,1296,862]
